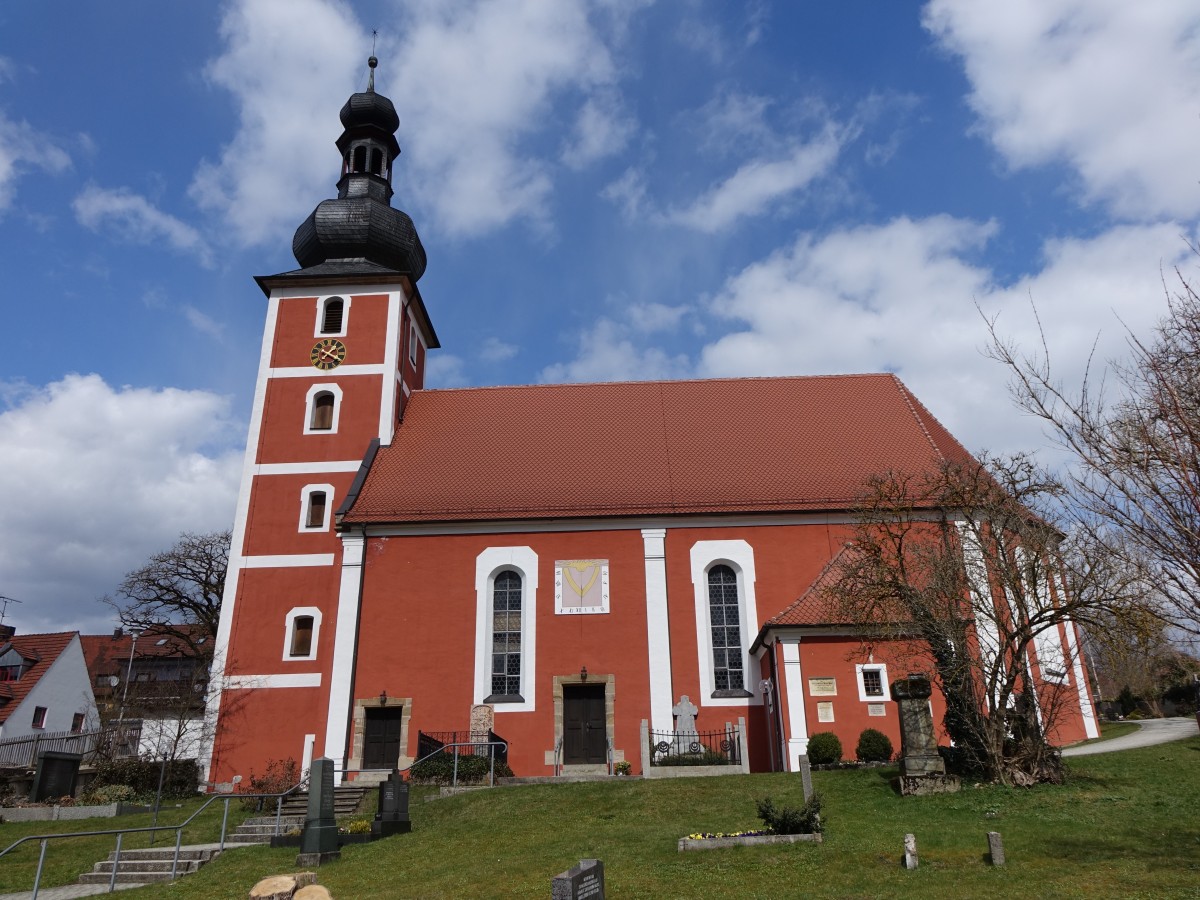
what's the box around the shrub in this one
[408,753,513,785]
[855,728,894,763]
[613,760,632,776]
[88,758,199,802]
[343,818,371,834]
[79,784,136,805]
[756,793,823,835]
[653,749,732,767]
[806,732,842,765]
[240,757,299,810]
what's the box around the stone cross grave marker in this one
[672,695,698,755]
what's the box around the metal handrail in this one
[0,778,309,899]
[553,737,563,777]
[364,739,509,789]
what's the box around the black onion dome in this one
[339,91,400,134]
[293,198,426,280]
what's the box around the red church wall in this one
[270,293,391,368]
[222,567,338,676]
[256,377,384,464]
[210,684,328,784]
[239,474,356,556]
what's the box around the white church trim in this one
[780,639,809,769]
[641,528,673,735]
[689,539,761,707]
[324,532,367,773]
[473,546,539,713]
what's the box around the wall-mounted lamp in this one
[379,689,388,707]
[580,666,588,682]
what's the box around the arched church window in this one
[352,145,367,172]
[306,491,327,528]
[320,297,344,334]
[489,570,523,701]
[708,564,744,692]
[311,392,335,431]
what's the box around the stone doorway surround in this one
[347,695,413,780]
[545,673,623,771]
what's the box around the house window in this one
[32,706,47,729]
[856,664,890,702]
[0,665,20,682]
[708,564,744,694]
[71,713,85,733]
[489,570,524,701]
[319,296,345,335]
[300,485,334,531]
[283,607,322,661]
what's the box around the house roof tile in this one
[0,632,76,725]
[343,373,976,524]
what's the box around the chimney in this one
[0,624,15,641]
[112,627,123,640]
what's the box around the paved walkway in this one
[1062,716,1199,756]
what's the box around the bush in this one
[408,753,513,785]
[87,757,199,802]
[79,784,136,805]
[756,793,823,835]
[653,750,732,767]
[806,732,842,765]
[240,757,299,810]
[343,818,371,834]
[855,728,894,763]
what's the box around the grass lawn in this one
[5,736,1198,898]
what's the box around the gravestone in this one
[470,703,494,740]
[296,757,341,866]
[372,769,411,837]
[987,831,1005,866]
[797,753,814,803]
[903,833,918,869]
[672,695,699,755]
[890,674,960,796]
[551,858,604,900]
[31,751,82,802]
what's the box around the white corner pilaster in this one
[781,639,809,770]
[641,528,672,735]
[324,531,366,773]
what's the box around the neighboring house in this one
[0,627,97,743]
[205,63,1099,784]
[81,627,211,761]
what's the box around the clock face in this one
[310,338,347,370]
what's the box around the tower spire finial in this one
[367,31,378,93]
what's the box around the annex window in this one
[856,664,890,702]
[283,608,322,661]
[71,713,85,733]
[304,384,342,435]
[708,565,745,694]
[318,296,346,335]
[32,706,47,729]
[299,484,334,532]
[489,570,524,701]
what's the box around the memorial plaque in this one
[867,703,886,717]
[551,858,604,900]
[808,677,837,697]
[816,702,835,723]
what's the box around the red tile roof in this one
[80,627,205,681]
[0,632,76,725]
[344,374,977,523]
[764,545,859,628]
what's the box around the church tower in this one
[206,58,437,782]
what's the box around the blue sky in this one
[3,0,1199,634]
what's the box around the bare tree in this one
[826,456,1146,785]
[987,271,1200,637]
[104,531,230,657]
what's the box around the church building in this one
[206,61,1099,784]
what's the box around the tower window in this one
[290,616,315,657]
[370,148,383,175]
[300,484,334,531]
[320,298,344,334]
[306,491,326,528]
[353,145,367,172]
[311,393,334,430]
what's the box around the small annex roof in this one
[0,632,76,725]
[343,373,977,525]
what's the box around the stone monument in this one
[672,695,699,755]
[890,674,960,796]
[31,751,82,802]
[372,768,411,837]
[296,757,341,866]
[551,858,604,900]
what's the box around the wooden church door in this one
[363,707,403,769]
[563,684,607,764]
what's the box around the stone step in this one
[242,815,306,827]
[104,848,217,863]
[79,870,182,884]
[234,823,304,834]
[92,859,205,875]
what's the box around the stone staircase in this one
[78,845,224,886]
[277,784,367,817]
[223,813,307,845]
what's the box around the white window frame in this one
[855,663,890,702]
[408,323,420,365]
[690,540,760,707]
[314,294,351,337]
[282,607,323,661]
[304,383,343,435]
[298,484,335,532]
[474,547,538,713]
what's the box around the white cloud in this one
[601,167,648,219]
[425,353,469,388]
[0,375,242,634]
[184,306,225,341]
[541,318,691,383]
[479,337,518,363]
[0,112,70,212]
[561,91,635,170]
[73,185,212,265]
[394,0,626,235]
[924,0,1200,220]
[665,126,845,232]
[189,0,364,247]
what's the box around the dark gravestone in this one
[797,753,814,802]
[296,757,341,866]
[31,752,82,802]
[552,858,604,900]
[372,769,411,837]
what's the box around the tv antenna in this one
[0,595,20,625]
